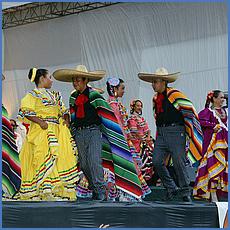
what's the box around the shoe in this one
[162,188,179,201]
[97,193,107,201]
[92,191,107,201]
[182,195,192,202]
[92,191,98,200]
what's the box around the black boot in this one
[182,195,192,202]
[162,188,179,201]
[180,187,192,202]
[92,191,98,200]
[92,186,107,201]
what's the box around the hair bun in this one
[107,77,120,87]
[207,91,214,99]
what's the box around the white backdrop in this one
[2,2,31,9]
[2,2,227,137]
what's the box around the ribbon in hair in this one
[31,68,37,82]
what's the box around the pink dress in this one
[128,113,150,153]
[128,113,155,184]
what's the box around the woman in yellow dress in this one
[17,68,79,201]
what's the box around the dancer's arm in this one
[25,116,48,130]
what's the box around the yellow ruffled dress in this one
[18,88,79,201]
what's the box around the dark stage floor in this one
[3,199,219,228]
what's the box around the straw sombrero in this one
[53,65,106,82]
[138,67,180,83]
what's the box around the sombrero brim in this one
[53,69,106,82]
[138,72,180,83]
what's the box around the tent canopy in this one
[2,2,31,10]
[2,2,227,136]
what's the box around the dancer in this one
[193,90,228,201]
[17,68,79,200]
[128,99,151,153]
[106,77,151,197]
[138,67,203,202]
[2,74,21,199]
[53,65,143,201]
[128,99,154,183]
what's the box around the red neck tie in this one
[75,94,89,118]
[155,93,164,115]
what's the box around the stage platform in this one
[3,199,219,228]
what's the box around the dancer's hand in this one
[213,124,220,132]
[63,114,70,128]
[39,120,48,130]
[63,120,70,128]
[146,137,151,143]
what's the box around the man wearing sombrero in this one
[53,65,144,202]
[138,67,203,202]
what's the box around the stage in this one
[3,199,219,228]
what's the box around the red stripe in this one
[97,109,118,123]
[22,181,37,187]
[37,154,54,174]
[184,120,202,152]
[116,176,142,196]
[59,167,78,177]
[2,117,14,132]
[2,151,21,175]
[102,160,115,173]
[102,160,142,196]
[44,179,61,184]
[23,179,61,187]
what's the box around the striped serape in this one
[2,105,21,198]
[167,88,203,166]
[70,88,143,200]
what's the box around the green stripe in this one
[2,145,20,164]
[187,150,196,164]
[113,164,141,186]
[2,176,16,196]
[2,105,9,118]
[112,154,137,174]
